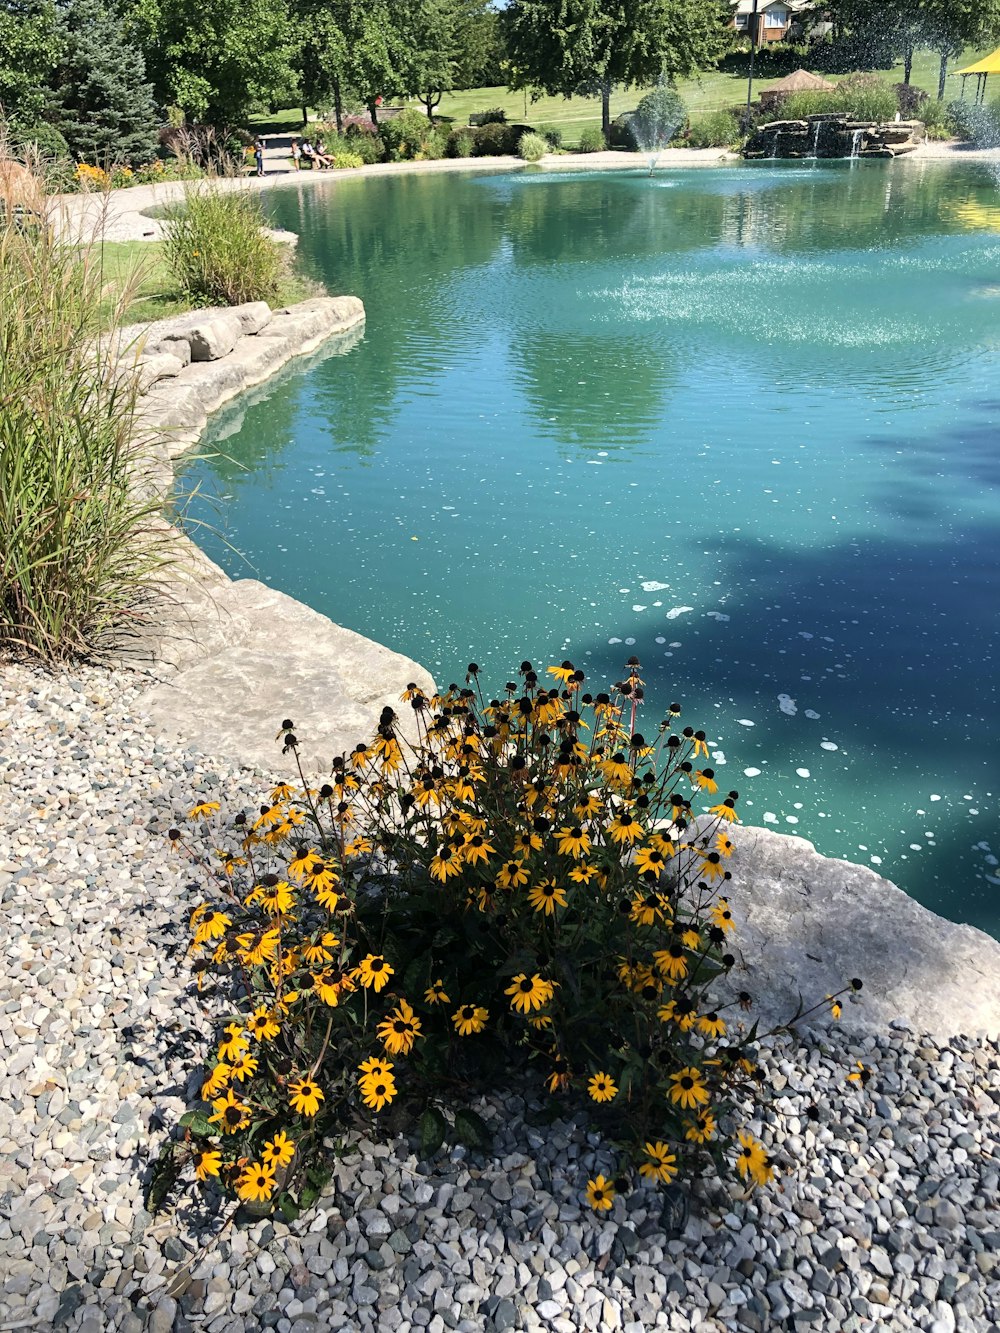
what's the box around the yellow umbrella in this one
[955,46,1000,103]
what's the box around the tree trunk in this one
[938,52,948,102]
[903,46,913,85]
[333,78,343,134]
[301,104,308,128]
[601,78,611,141]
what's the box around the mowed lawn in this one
[251,46,986,147]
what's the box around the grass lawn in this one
[96,240,319,327]
[257,45,987,148]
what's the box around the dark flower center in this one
[520,979,534,992]
[680,1077,694,1090]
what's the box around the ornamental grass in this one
[158,657,862,1218]
[0,154,168,660]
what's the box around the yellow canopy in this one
[956,47,1000,76]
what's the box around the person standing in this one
[253,136,264,176]
[290,137,302,170]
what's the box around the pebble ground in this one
[1,661,998,1333]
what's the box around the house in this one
[730,0,823,45]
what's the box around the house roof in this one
[765,68,838,94]
[956,46,1000,76]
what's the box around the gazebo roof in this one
[766,69,837,94]
[956,47,1000,76]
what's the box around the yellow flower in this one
[424,979,450,1005]
[827,995,843,1021]
[495,859,529,890]
[261,1131,296,1169]
[668,1067,710,1110]
[303,931,340,967]
[208,1089,251,1134]
[452,1004,488,1036]
[555,826,591,859]
[218,1024,248,1064]
[585,1175,615,1212]
[684,1111,717,1144]
[429,844,465,882]
[630,892,670,927]
[715,832,735,858]
[568,862,598,884]
[247,879,295,915]
[236,929,280,967]
[587,1072,618,1104]
[608,811,644,845]
[377,999,423,1055]
[359,1068,397,1111]
[201,1063,232,1100]
[709,898,735,934]
[237,1160,277,1203]
[709,798,740,823]
[288,846,319,882]
[187,800,221,819]
[356,954,394,992]
[288,1077,324,1117]
[653,944,689,983]
[192,1148,222,1181]
[526,879,567,916]
[303,858,339,902]
[228,1051,259,1083]
[513,830,543,857]
[574,792,601,821]
[639,1141,678,1183]
[697,1012,727,1039]
[735,1130,766,1182]
[194,909,231,945]
[693,769,718,793]
[546,1054,571,1093]
[633,845,669,878]
[462,833,496,866]
[504,974,554,1014]
[546,662,577,684]
[847,1061,872,1087]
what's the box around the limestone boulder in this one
[133,572,434,776]
[176,359,249,413]
[225,334,293,388]
[714,822,1000,1040]
[188,313,244,362]
[136,352,185,393]
[228,301,273,335]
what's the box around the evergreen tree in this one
[50,0,160,163]
[0,0,63,125]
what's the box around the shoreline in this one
[54,139,1000,244]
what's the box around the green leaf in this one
[454,1108,491,1152]
[419,1106,447,1159]
[300,1182,322,1209]
[276,1191,300,1222]
[146,1143,180,1215]
[179,1110,214,1137]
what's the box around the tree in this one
[49,0,159,163]
[129,0,298,123]
[291,0,348,127]
[398,0,496,119]
[503,0,729,140]
[0,0,63,125]
[921,0,1000,100]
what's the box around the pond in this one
[175,159,1000,938]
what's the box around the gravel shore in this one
[1,660,998,1333]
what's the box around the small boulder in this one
[188,313,244,361]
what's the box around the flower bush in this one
[155,657,861,1217]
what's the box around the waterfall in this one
[850,129,863,159]
[810,121,821,159]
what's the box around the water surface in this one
[176,160,1000,935]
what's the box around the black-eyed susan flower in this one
[452,1004,488,1036]
[463,832,496,866]
[639,1141,678,1183]
[697,851,725,881]
[247,879,294,915]
[587,1072,618,1103]
[261,1131,295,1169]
[377,999,423,1055]
[424,979,450,1006]
[709,797,740,823]
[555,826,591,859]
[608,811,644,845]
[684,1110,717,1144]
[192,1147,222,1181]
[653,944,689,983]
[228,1051,259,1083]
[360,1073,397,1112]
[504,973,554,1014]
[693,768,718,794]
[545,1053,571,1093]
[709,899,735,935]
[735,1130,766,1182]
[237,1160,277,1203]
[697,1012,727,1039]
[633,845,669,878]
[218,1024,248,1064]
[847,1061,872,1087]
[201,1063,232,1100]
[356,955,394,992]
[208,1089,251,1134]
[568,861,599,884]
[827,995,843,1021]
[193,908,231,945]
[574,792,601,821]
[668,1067,710,1110]
[236,929,280,968]
[630,892,670,927]
[344,835,373,858]
[188,800,221,820]
[313,969,347,1007]
[288,1078,324,1117]
[496,859,529,890]
[429,844,465,882]
[750,1152,776,1187]
[585,1175,615,1212]
[513,830,543,857]
[547,662,576,685]
[302,932,340,967]
[715,832,735,858]
[679,927,701,950]
[527,879,567,916]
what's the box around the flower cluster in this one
[157,656,861,1216]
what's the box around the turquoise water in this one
[175,160,1000,936]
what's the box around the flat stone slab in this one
[716,822,1000,1040]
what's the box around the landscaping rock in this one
[136,352,186,392]
[229,301,273,335]
[188,313,244,361]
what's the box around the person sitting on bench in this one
[300,137,334,169]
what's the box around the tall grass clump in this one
[163,185,282,307]
[517,131,547,162]
[0,164,165,659]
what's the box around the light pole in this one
[745,0,761,119]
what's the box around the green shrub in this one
[835,73,897,124]
[379,107,432,162]
[631,87,687,149]
[685,110,741,149]
[517,131,547,162]
[0,169,165,659]
[446,127,477,158]
[163,186,282,307]
[330,152,364,169]
[472,121,511,155]
[469,107,506,125]
[918,98,949,131]
[155,660,864,1219]
[9,123,75,191]
[344,124,383,164]
[947,98,1000,147]
[608,115,638,150]
[424,127,450,160]
[577,125,606,153]
[537,124,562,149]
